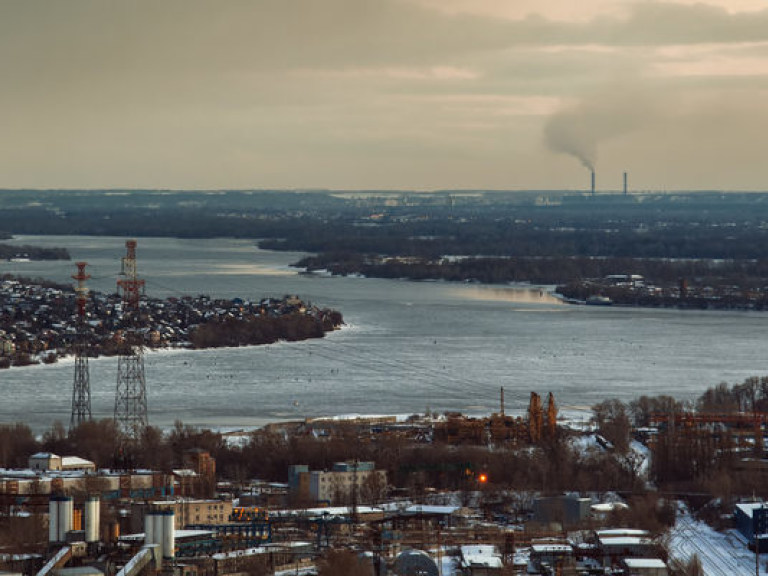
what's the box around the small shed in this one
[622,557,668,576]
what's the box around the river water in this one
[2,235,766,432]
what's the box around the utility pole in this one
[70,262,92,429]
[352,458,359,525]
[114,240,148,455]
[756,519,759,576]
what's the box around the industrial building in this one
[735,502,768,552]
[531,494,591,527]
[288,461,387,504]
[28,454,95,473]
[0,468,174,500]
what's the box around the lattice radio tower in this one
[114,240,148,440]
[70,262,92,429]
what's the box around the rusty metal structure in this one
[529,392,543,443]
[546,392,558,439]
[650,410,767,454]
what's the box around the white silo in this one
[84,496,100,543]
[162,510,175,560]
[144,511,156,546]
[153,512,164,546]
[57,497,73,542]
[48,496,61,543]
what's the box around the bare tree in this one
[0,423,38,468]
[0,514,47,554]
[360,472,387,505]
[592,399,631,454]
[317,549,373,576]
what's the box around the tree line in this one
[297,253,768,288]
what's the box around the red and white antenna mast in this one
[117,239,145,313]
[70,262,92,428]
[114,240,149,447]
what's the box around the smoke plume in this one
[544,111,596,172]
[544,84,659,172]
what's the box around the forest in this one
[4,190,768,261]
[296,253,768,287]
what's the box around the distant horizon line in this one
[2,187,768,195]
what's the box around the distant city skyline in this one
[2,0,768,191]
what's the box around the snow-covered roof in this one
[120,529,215,542]
[30,452,58,459]
[592,502,629,513]
[624,558,667,568]
[598,536,653,547]
[735,502,768,518]
[61,456,94,468]
[272,506,382,518]
[531,544,572,553]
[460,545,503,568]
[401,505,459,515]
[596,528,650,537]
[212,542,312,561]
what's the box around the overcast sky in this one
[2,0,768,191]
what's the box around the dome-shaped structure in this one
[393,549,439,576]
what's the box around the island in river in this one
[0,242,69,261]
[0,275,342,368]
[296,253,768,311]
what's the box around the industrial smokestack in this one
[591,170,595,196]
[623,171,628,195]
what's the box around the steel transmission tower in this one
[70,262,92,428]
[114,240,148,441]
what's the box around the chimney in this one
[591,170,595,196]
[623,171,628,195]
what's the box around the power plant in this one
[586,170,632,196]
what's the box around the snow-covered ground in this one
[669,513,766,575]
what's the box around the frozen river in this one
[2,235,767,432]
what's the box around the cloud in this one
[1,0,768,189]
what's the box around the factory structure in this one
[0,447,677,576]
[587,169,630,196]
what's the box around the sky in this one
[2,0,768,191]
